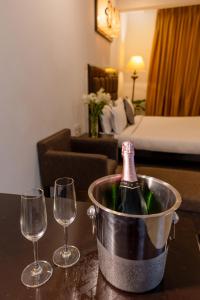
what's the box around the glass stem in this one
[64,226,68,252]
[63,226,70,257]
[32,241,41,275]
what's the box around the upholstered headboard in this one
[88,64,118,100]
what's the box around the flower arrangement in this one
[83,88,111,137]
[84,88,111,118]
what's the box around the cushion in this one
[39,129,71,153]
[111,100,127,134]
[123,98,135,124]
[100,105,112,134]
[114,97,123,107]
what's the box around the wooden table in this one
[0,193,200,299]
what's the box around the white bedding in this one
[115,116,200,154]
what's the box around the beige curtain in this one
[146,5,200,116]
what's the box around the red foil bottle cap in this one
[122,141,135,156]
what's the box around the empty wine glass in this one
[53,177,80,268]
[20,188,53,287]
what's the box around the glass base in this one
[53,245,80,268]
[21,260,53,288]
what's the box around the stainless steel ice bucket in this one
[88,174,182,293]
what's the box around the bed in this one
[87,64,200,168]
[116,115,200,154]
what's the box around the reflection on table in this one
[0,193,200,299]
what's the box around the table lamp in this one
[127,56,145,103]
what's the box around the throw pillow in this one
[100,105,113,134]
[123,98,135,124]
[114,97,123,107]
[111,101,127,134]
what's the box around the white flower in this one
[83,88,111,118]
[83,89,111,105]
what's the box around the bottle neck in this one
[122,153,137,182]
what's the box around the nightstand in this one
[78,132,122,163]
[80,132,115,139]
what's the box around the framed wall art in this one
[95,0,120,42]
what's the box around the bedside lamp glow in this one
[127,56,145,103]
[105,67,117,74]
[127,56,145,72]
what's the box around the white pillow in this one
[111,101,127,134]
[100,105,112,133]
[114,97,123,107]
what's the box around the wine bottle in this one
[140,181,162,214]
[111,183,120,211]
[140,181,154,213]
[118,141,148,215]
[102,183,120,211]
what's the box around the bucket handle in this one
[169,212,179,240]
[87,205,96,235]
[87,206,180,240]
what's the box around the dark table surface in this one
[0,193,200,300]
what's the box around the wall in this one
[0,0,111,194]
[111,10,157,100]
[116,0,200,11]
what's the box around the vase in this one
[90,115,99,138]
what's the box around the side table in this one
[79,132,115,139]
[78,132,122,164]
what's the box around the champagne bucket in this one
[88,174,181,293]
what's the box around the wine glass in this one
[20,188,53,287]
[53,177,80,268]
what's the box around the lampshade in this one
[105,67,117,74]
[127,56,145,73]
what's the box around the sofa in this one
[37,129,118,200]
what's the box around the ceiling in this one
[116,0,200,11]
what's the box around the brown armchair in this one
[37,129,118,200]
